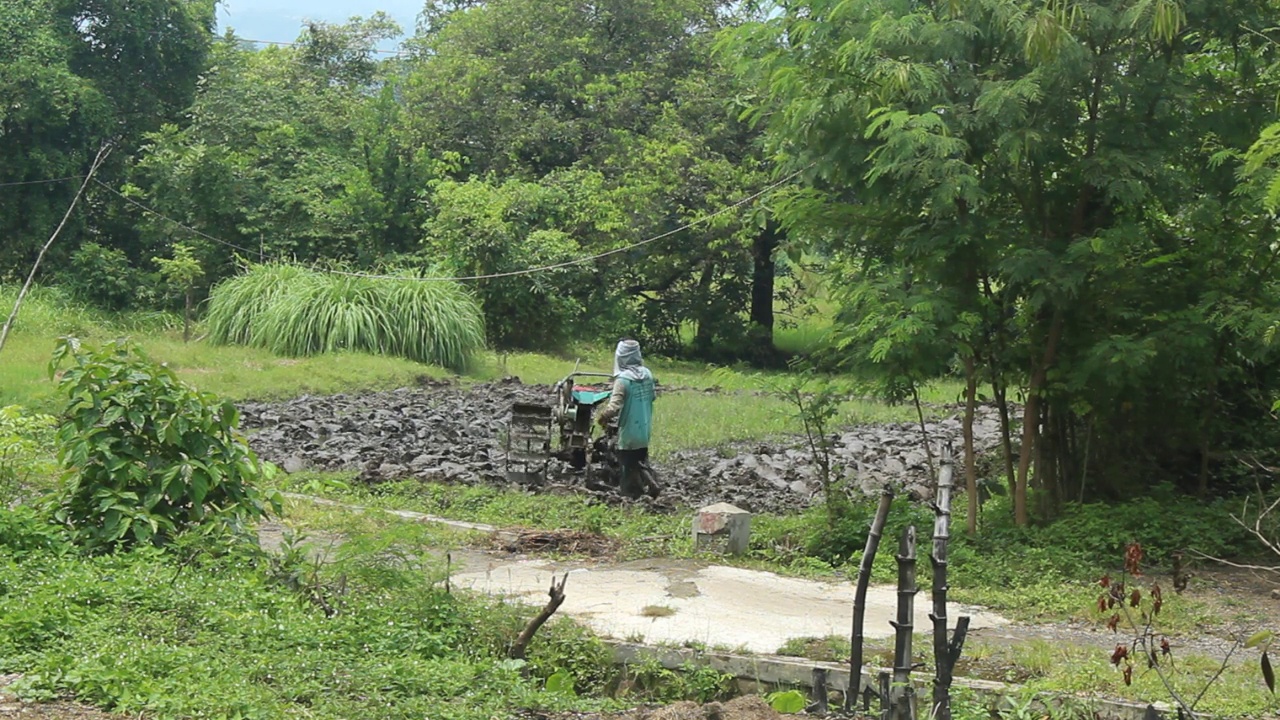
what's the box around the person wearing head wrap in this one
[597,338,656,498]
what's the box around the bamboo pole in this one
[890,524,918,720]
[847,487,895,711]
[930,448,970,720]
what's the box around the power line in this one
[326,167,809,282]
[0,176,85,188]
[89,167,808,282]
[92,180,264,258]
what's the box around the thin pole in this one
[0,143,113,355]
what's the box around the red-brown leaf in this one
[1100,574,1111,588]
[1125,542,1144,577]
[1130,588,1142,607]
[1161,638,1171,656]
[1098,595,1109,613]
[1111,644,1129,665]
[1123,665,1133,685]
[1107,614,1121,633]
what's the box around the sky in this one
[214,0,422,50]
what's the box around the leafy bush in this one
[205,262,486,372]
[61,242,144,311]
[48,337,281,552]
[803,494,934,566]
[971,488,1257,569]
[0,404,57,501]
[0,505,70,557]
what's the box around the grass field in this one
[4,284,1276,718]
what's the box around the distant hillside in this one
[215,0,420,49]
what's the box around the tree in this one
[153,242,205,342]
[727,0,1280,521]
[130,22,419,280]
[401,0,784,356]
[0,0,216,284]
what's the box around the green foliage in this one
[48,337,281,552]
[725,0,1280,512]
[0,405,57,501]
[0,505,71,557]
[60,242,144,311]
[0,515,615,720]
[967,489,1257,570]
[766,689,806,713]
[1,0,215,278]
[621,657,734,703]
[423,176,599,349]
[804,495,933,567]
[204,262,486,372]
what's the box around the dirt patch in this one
[491,528,620,557]
[238,379,1006,515]
[0,676,115,720]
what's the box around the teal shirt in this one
[613,375,655,450]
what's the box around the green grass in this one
[0,510,633,720]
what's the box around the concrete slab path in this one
[450,554,1009,654]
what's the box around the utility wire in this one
[326,167,807,282]
[0,176,86,188]
[92,180,265,258]
[88,166,808,283]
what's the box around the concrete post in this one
[693,502,751,556]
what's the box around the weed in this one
[640,605,677,618]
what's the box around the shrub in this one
[61,242,143,311]
[205,262,486,372]
[0,404,57,501]
[48,337,281,552]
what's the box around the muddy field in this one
[239,378,1007,515]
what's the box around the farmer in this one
[597,338,656,499]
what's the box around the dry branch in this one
[509,573,569,660]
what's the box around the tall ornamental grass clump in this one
[206,263,485,372]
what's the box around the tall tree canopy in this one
[725,0,1280,520]
[0,0,214,276]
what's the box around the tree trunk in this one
[847,488,895,711]
[1014,312,1063,527]
[750,218,781,348]
[963,355,978,536]
[993,378,1016,499]
[692,260,718,354]
[183,286,193,344]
